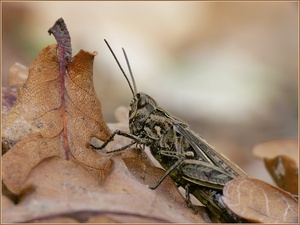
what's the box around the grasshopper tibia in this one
[149,157,184,189]
[92,129,144,151]
[185,183,199,212]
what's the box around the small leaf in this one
[264,155,298,195]
[222,177,298,223]
[253,139,298,194]
[253,139,298,164]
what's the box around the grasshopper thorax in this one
[129,92,157,135]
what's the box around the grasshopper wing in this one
[180,159,236,189]
[174,124,248,179]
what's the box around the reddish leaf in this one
[222,177,298,223]
[253,139,298,194]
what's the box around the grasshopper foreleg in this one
[106,141,136,153]
[92,129,144,150]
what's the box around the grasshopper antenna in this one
[104,39,136,96]
[122,48,137,95]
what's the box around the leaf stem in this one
[48,18,72,160]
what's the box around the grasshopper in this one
[93,40,250,223]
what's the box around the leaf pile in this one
[1,18,207,223]
[2,103,207,223]
[3,18,297,223]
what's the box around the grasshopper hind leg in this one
[185,183,198,212]
[148,158,184,189]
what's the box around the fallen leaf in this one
[2,42,113,194]
[222,177,298,223]
[2,120,207,223]
[264,155,298,195]
[253,139,298,164]
[1,18,218,223]
[253,139,298,194]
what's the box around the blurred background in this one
[2,2,298,183]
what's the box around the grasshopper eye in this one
[137,96,147,108]
[136,93,148,108]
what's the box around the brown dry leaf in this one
[2,122,207,223]
[8,62,28,88]
[222,177,298,223]
[253,139,298,194]
[264,155,298,195]
[253,139,298,164]
[2,44,112,194]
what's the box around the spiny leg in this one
[106,141,136,153]
[91,130,143,150]
[148,157,184,190]
[185,183,197,212]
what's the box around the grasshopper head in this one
[104,40,157,134]
[129,92,157,134]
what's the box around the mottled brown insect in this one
[93,40,249,223]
